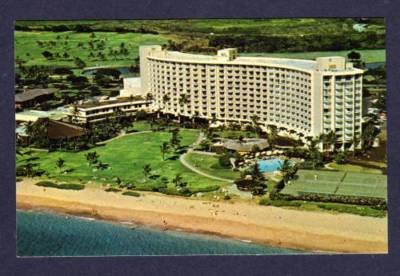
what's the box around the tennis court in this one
[281,170,387,199]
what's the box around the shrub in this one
[16,164,45,177]
[259,198,302,207]
[270,191,387,210]
[259,198,386,217]
[234,178,253,191]
[224,195,231,200]
[122,191,140,197]
[316,203,385,217]
[57,183,85,190]
[35,181,84,190]
[104,187,121,192]
[35,181,58,188]
[334,152,347,164]
[218,152,232,168]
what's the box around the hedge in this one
[122,191,140,197]
[270,191,387,210]
[259,198,302,207]
[104,187,121,192]
[35,181,85,190]
[259,198,386,218]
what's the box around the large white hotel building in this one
[138,45,364,147]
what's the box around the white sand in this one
[17,179,388,253]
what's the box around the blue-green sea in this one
[17,210,303,256]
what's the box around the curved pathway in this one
[96,131,152,145]
[179,153,234,183]
[179,131,234,182]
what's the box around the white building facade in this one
[139,45,363,147]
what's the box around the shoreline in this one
[16,179,388,254]
[16,206,300,253]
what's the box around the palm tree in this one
[114,107,125,125]
[362,123,377,151]
[70,104,80,123]
[172,173,186,188]
[145,93,153,102]
[56,158,65,172]
[25,121,35,145]
[169,127,181,149]
[24,162,34,177]
[267,125,278,148]
[162,94,170,110]
[279,159,297,184]
[85,151,99,166]
[210,113,217,125]
[143,164,152,178]
[323,130,338,152]
[178,94,190,121]
[160,141,170,161]
[352,135,361,156]
[250,115,262,137]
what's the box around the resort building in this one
[139,45,364,148]
[15,88,57,110]
[69,97,152,124]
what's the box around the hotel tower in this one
[139,45,364,148]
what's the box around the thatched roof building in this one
[216,138,269,153]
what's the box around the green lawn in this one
[281,170,387,199]
[15,31,168,68]
[184,152,240,180]
[17,129,227,192]
[240,49,385,63]
[17,18,384,37]
[125,120,154,132]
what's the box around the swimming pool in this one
[257,158,284,173]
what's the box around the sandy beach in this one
[16,179,388,253]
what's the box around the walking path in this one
[96,131,152,145]
[179,132,254,198]
[179,153,233,183]
[180,131,233,182]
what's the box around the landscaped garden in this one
[183,152,241,181]
[17,129,228,194]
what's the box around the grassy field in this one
[15,18,385,69]
[240,49,386,63]
[281,170,387,199]
[15,31,168,68]
[17,130,228,192]
[16,18,385,36]
[184,152,240,180]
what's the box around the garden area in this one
[17,129,228,195]
[183,152,241,181]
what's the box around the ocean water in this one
[17,210,302,256]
